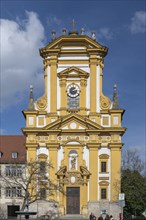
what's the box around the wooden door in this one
[7,205,20,217]
[66,187,80,214]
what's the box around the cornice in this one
[109,143,124,148]
[46,143,59,148]
[22,110,47,117]
[22,110,38,118]
[21,128,61,135]
[109,109,125,115]
[40,35,108,58]
[87,143,101,149]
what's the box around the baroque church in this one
[22,25,126,218]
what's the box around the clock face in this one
[67,84,79,98]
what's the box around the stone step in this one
[59,214,88,220]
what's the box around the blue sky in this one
[0,0,146,159]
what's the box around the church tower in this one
[22,25,126,218]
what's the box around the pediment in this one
[57,66,89,79]
[40,35,108,58]
[44,113,103,131]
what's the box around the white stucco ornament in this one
[70,122,77,129]
[70,176,76,183]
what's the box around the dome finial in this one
[92,31,96,41]
[51,30,56,41]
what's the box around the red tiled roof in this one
[0,135,26,163]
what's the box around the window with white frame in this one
[101,188,107,199]
[12,152,18,159]
[101,161,107,172]
[40,188,46,199]
[5,165,22,177]
[6,187,22,198]
[40,161,46,175]
[0,151,3,158]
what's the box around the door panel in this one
[66,187,80,214]
[8,205,20,217]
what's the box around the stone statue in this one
[71,156,76,169]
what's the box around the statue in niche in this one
[71,156,76,169]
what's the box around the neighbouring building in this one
[0,135,26,219]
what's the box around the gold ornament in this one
[36,95,47,110]
[100,95,111,110]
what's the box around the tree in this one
[0,160,64,211]
[121,149,146,218]
[122,149,144,173]
[121,170,146,218]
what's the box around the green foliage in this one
[121,169,146,218]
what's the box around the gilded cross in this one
[72,19,75,31]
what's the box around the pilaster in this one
[88,144,100,201]
[90,55,98,114]
[49,55,57,114]
[80,78,87,115]
[109,144,121,201]
[44,59,48,97]
[99,59,104,96]
[60,78,67,115]
[47,144,59,200]
[26,144,37,162]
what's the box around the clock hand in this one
[72,88,77,92]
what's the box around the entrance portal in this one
[66,187,80,214]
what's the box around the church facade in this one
[22,28,126,218]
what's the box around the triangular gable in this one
[44,113,103,131]
[57,66,89,79]
[40,35,108,58]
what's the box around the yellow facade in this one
[22,31,126,217]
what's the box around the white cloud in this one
[97,27,113,40]
[47,15,62,26]
[130,11,146,34]
[0,11,45,110]
[0,128,7,135]
[85,27,113,42]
